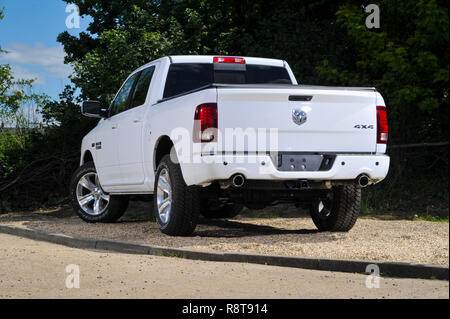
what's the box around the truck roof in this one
[169,55,285,67]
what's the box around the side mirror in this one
[81,101,108,118]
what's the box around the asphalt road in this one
[0,233,447,299]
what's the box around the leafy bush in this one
[0,87,96,211]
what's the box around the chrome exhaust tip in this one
[231,174,245,188]
[357,174,370,188]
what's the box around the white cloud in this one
[0,42,73,79]
[10,65,46,85]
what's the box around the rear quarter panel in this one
[144,88,218,187]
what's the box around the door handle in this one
[133,119,141,123]
[111,124,118,129]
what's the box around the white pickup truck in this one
[70,55,390,236]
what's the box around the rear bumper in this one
[181,154,390,186]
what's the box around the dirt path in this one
[0,233,447,299]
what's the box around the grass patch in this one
[359,196,449,222]
[413,215,449,223]
[361,150,449,220]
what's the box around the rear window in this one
[163,63,292,99]
[163,64,213,99]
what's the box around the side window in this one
[110,72,139,116]
[130,66,155,108]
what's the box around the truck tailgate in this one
[216,86,378,153]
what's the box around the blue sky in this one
[0,0,92,100]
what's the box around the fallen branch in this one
[0,155,77,193]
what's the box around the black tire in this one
[201,202,244,219]
[154,155,200,236]
[70,162,129,222]
[309,185,361,232]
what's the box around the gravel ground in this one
[0,202,448,266]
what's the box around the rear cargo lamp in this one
[194,103,217,142]
[213,56,245,64]
[376,105,388,144]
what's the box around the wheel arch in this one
[153,135,174,171]
[81,150,94,166]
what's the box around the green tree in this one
[314,0,449,215]
[316,0,449,145]
[40,85,96,156]
[58,0,349,105]
[0,62,40,121]
[58,0,241,105]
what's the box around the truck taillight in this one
[213,56,245,64]
[194,103,217,143]
[376,105,388,144]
